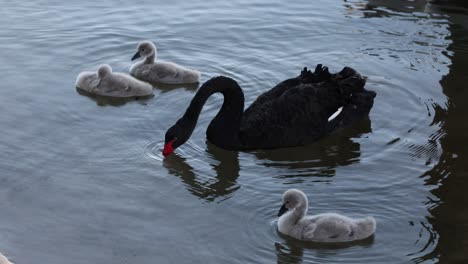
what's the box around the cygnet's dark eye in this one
[141,48,145,52]
[286,201,290,204]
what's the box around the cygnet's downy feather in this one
[277,189,376,242]
[0,253,13,264]
[76,64,153,97]
[130,41,200,84]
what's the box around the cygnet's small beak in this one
[131,51,141,61]
[278,204,288,217]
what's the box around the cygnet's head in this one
[278,189,308,217]
[98,64,112,78]
[131,41,156,61]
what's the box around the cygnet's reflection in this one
[76,81,198,106]
[75,87,154,106]
[275,232,375,264]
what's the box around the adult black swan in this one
[163,65,376,156]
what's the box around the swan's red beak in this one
[163,138,177,157]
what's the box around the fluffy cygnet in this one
[0,253,13,264]
[76,64,153,97]
[277,189,376,242]
[130,41,200,84]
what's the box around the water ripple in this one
[0,0,453,263]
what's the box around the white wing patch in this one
[328,106,343,122]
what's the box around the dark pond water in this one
[1,0,467,263]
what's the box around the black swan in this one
[163,64,376,156]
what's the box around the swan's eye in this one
[286,201,289,204]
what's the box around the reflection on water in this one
[162,119,370,201]
[76,81,198,106]
[275,232,375,264]
[0,0,467,263]
[347,0,432,15]
[76,87,155,106]
[345,0,468,263]
[421,1,468,263]
[254,119,370,178]
[163,142,240,202]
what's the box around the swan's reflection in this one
[163,119,370,201]
[275,232,375,264]
[162,142,240,202]
[254,118,371,177]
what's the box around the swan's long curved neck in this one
[283,197,309,226]
[295,197,308,219]
[180,77,245,148]
[279,203,308,233]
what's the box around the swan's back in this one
[239,65,375,149]
[131,60,200,84]
[299,213,376,242]
[154,61,200,84]
[76,65,153,97]
[106,72,153,97]
[247,65,333,107]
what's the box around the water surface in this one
[0,0,467,263]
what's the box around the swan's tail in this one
[354,217,376,240]
[299,64,332,84]
[0,253,13,264]
[182,68,201,83]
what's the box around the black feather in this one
[164,64,376,152]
